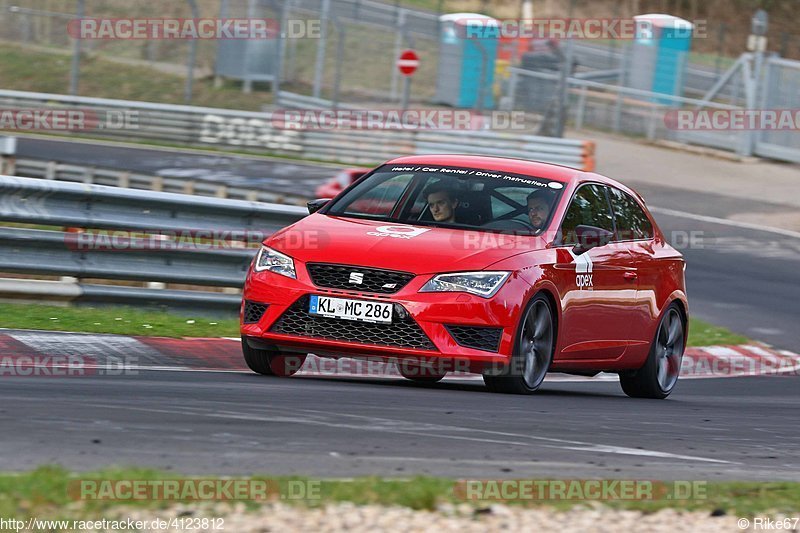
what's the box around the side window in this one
[608,188,654,241]
[560,184,614,245]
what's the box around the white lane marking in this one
[649,205,800,239]
[557,444,731,463]
[92,403,734,465]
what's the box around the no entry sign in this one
[397,50,420,76]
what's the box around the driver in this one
[424,182,460,224]
[526,189,556,230]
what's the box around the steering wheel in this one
[481,219,536,233]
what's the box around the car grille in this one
[243,301,269,324]
[306,263,415,294]
[445,325,503,352]
[270,295,435,350]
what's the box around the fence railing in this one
[6,158,308,206]
[0,89,597,171]
[0,175,307,314]
[508,67,750,156]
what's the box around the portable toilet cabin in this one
[435,13,498,109]
[627,14,694,105]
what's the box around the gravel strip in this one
[111,502,751,532]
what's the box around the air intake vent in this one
[243,301,269,324]
[445,325,503,352]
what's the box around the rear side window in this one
[608,188,654,241]
[560,184,614,245]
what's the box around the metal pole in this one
[714,23,726,78]
[312,0,331,99]
[242,0,257,93]
[69,0,85,95]
[332,18,345,110]
[185,0,199,103]
[274,0,290,101]
[401,76,411,111]
[554,36,574,137]
[390,9,407,102]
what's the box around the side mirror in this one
[572,224,614,254]
[307,198,331,214]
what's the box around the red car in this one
[314,168,371,199]
[241,155,688,398]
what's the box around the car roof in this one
[384,154,642,200]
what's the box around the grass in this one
[0,303,239,338]
[0,302,752,347]
[0,466,798,518]
[0,43,273,111]
[687,317,750,347]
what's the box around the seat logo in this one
[348,272,364,284]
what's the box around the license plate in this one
[309,295,393,324]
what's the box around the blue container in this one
[435,13,498,109]
[627,14,693,106]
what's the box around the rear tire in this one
[483,295,555,394]
[241,336,306,377]
[619,303,686,399]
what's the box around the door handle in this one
[624,272,638,281]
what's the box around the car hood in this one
[266,214,548,274]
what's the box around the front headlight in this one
[419,271,510,298]
[254,246,296,279]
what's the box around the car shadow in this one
[241,373,628,398]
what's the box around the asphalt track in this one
[4,136,800,480]
[15,136,340,196]
[1,371,798,480]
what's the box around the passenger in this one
[526,189,556,230]
[424,182,460,224]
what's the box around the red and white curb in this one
[0,329,798,381]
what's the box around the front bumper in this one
[241,265,528,371]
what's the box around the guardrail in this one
[0,89,597,171]
[7,158,307,206]
[0,175,307,315]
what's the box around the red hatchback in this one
[241,155,688,398]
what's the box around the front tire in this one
[241,336,306,377]
[619,304,686,399]
[483,295,555,394]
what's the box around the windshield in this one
[325,164,566,235]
